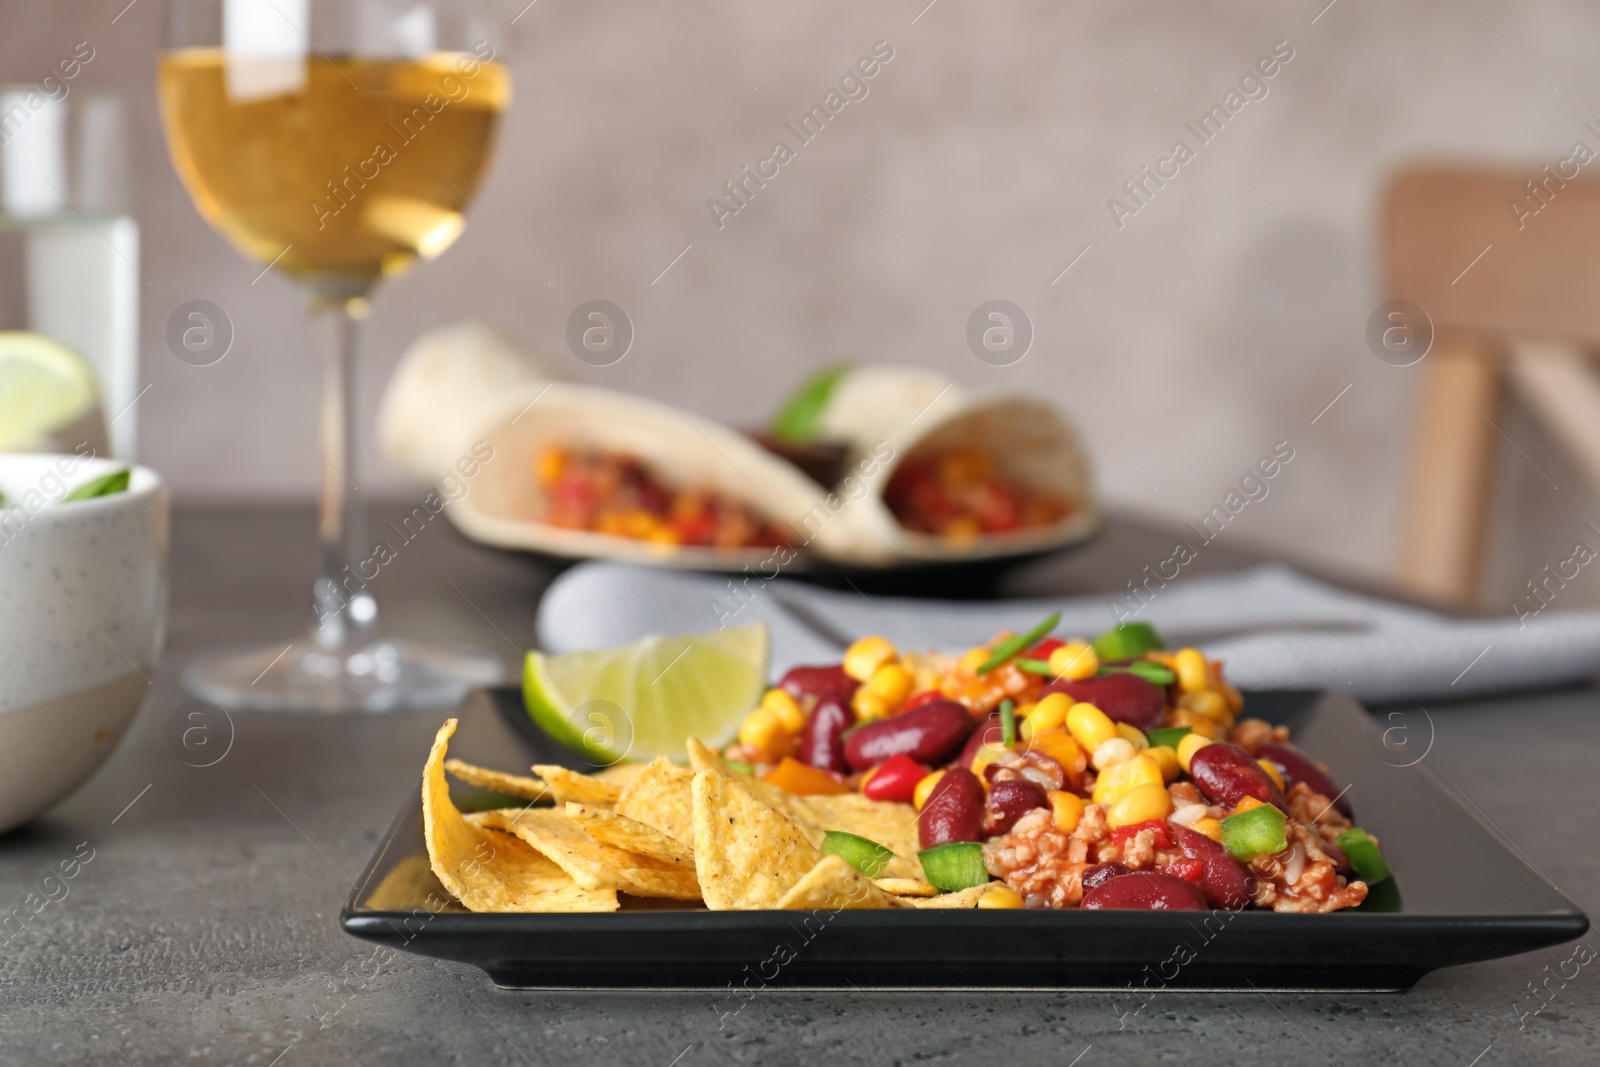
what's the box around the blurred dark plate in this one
[470,528,1100,599]
[343,687,1586,989]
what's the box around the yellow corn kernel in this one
[1091,752,1163,805]
[844,636,897,682]
[1179,689,1229,722]
[1048,640,1099,681]
[1169,709,1220,739]
[1107,781,1174,829]
[912,770,946,811]
[1028,692,1073,733]
[970,741,1011,779]
[535,446,566,484]
[1066,702,1117,752]
[866,662,915,708]
[1147,745,1181,782]
[1047,789,1086,833]
[1115,722,1150,750]
[1176,732,1214,773]
[978,885,1025,909]
[761,688,805,733]
[1192,817,1223,843]
[959,647,990,673]
[737,708,785,758]
[1257,759,1286,790]
[1174,648,1209,693]
[852,687,892,722]
[1027,729,1086,775]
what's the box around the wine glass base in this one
[181,635,506,713]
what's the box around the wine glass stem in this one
[310,295,376,648]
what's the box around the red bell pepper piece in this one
[1165,856,1206,884]
[1109,818,1174,850]
[860,753,928,803]
[1028,637,1066,660]
[901,690,944,712]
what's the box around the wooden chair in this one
[1385,164,1600,604]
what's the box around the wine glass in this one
[160,0,509,711]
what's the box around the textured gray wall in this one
[5,0,1598,606]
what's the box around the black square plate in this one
[342,687,1587,990]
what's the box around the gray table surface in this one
[1,503,1595,1066]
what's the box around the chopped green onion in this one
[1335,827,1392,884]
[1014,658,1053,675]
[976,612,1061,675]
[724,759,753,775]
[999,699,1016,747]
[917,841,992,892]
[1220,803,1287,861]
[1092,622,1164,661]
[822,830,896,877]
[1099,661,1176,686]
[63,469,130,502]
[1145,726,1192,749]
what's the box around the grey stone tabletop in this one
[0,504,1593,1066]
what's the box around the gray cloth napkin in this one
[536,562,1600,704]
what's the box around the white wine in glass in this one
[161,0,510,711]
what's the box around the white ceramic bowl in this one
[0,454,167,832]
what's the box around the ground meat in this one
[1168,781,1204,808]
[983,803,1111,908]
[1286,780,1353,843]
[1249,820,1368,913]
[1229,718,1290,755]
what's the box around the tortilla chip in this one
[692,770,821,909]
[529,764,622,807]
[566,802,695,867]
[471,808,700,900]
[873,878,938,898]
[615,758,697,845]
[911,883,994,909]
[777,855,916,910]
[789,794,924,880]
[444,758,550,802]
[595,762,650,788]
[686,737,923,879]
[421,721,617,913]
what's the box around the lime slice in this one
[0,332,98,451]
[523,623,769,763]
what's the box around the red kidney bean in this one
[1081,871,1208,911]
[1044,673,1166,732]
[956,712,1004,770]
[917,767,985,849]
[1188,741,1288,812]
[983,778,1048,836]
[843,700,975,772]
[1169,824,1254,910]
[1258,741,1352,818]
[1081,861,1129,893]
[798,697,852,774]
[778,664,858,705]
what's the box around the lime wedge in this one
[523,623,769,763]
[0,332,98,451]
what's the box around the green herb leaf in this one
[770,364,850,445]
[62,469,130,502]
